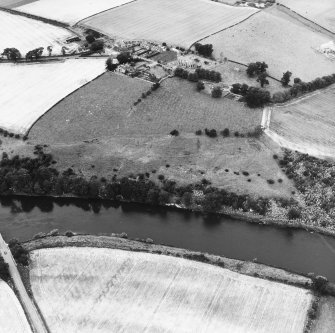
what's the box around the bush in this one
[211,86,222,98]
[234,131,239,137]
[195,129,202,135]
[170,129,179,136]
[204,128,217,138]
[196,81,205,92]
[0,256,9,281]
[267,179,275,184]
[287,207,301,220]
[221,128,230,137]
[242,171,249,176]
[158,174,165,181]
[151,82,160,91]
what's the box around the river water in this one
[0,196,334,282]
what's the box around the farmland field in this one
[30,247,312,333]
[29,74,262,143]
[312,296,335,333]
[0,58,105,135]
[269,85,335,158]
[15,0,136,25]
[0,280,32,333]
[202,6,335,81]
[278,0,335,33]
[0,11,75,56]
[81,0,259,47]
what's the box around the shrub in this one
[0,256,9,281]
[141,92,147,98]
[211,86,222,98]
[242,171,249,176]
[273,154,278,159]
[195,129,202,135]
[204,128,217,138]
[312,275,328,294]
[158,174,165,181]
[267,179,275,184]
[234,131,239,137]
[221,128,230,137]
[196,81,205,92]
[170,129,179,136]
[151,82,160,91]
[278,178,283,183]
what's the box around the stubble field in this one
[81,0,259,47]
[0,58,105,134]
[269,85,335,158]
[202,6,334,81]
[0,11,74,56]
[0,280,32,333]
[30,247,312,333]
[277,0,335,33]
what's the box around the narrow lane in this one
[0,233,47,333]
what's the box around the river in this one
[0,196,334,282]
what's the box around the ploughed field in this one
[277,0,335,33]
[202,6,335,81]
[30,247,312,333]
[269,84,335,158]
[10,0,136,25]
[29,73,262,143]
[0,59,105,135]
[81,0,259,47]
[0,280,32,333]
[0,11,75,56]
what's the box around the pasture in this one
[0,280,32,333]
[278,0,335,33]
[30,247,312,333]
[29,74,262,143]
[81,0,259,47]
[269,85,335,159]
[202,6,335,81]
[15,0,136,25]
[0,11,75,56]
[0,58,105,135]
[313,296,335,333]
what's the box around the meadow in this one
[15,0,136,25]
[0,11,74,56]
[202,6,334,81]
[81,0,259,47]
[0,280,32,333]
[0,59,105,135]
[277,0,335,33]
[269,85,335,159]
[30,247,312,333]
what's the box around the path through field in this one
[30,247,312,333]
[0,58,106,134]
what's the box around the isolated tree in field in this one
[211,86,222,98]
[246,61,268,77]
[257,72,269,87]
[196,81,205,92]
[117,52,132,64]
[281,71,292,86]
[245,87,271,107]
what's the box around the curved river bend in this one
[0,196,334,282]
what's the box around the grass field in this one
[278,0,335,33]
[202,6,334,81]
[0,11,74,56]
[0,280,32,333]
[0,59,105,135]
[269,85,335,158]
[81,0,259,47]
[15,0,136,25]
[30,247,312,333]
[313,296,335,333]
[29,74,262,143]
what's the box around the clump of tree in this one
[170,129,179,136]
[0,255,9,281]
[25,47,44,61]
[245,87,271,107]
[204,128,217,138]
[280,71,292,86]
[8,239,29,266]
[194,43,213,57]
[211,86,222,98]
[116,52,133,64]
[174,67,221,83]
[257,72,269,88]
[2,48,22,62]
[85,34,95,44]
[231,83,249,96]
[246,61,268,77]
[90,40,104,53]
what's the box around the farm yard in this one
[13,0,136,25]
[277,0,335,33]
[81,0,259,47]
[0,11,76,57]
[201,6,335,81]
[0,58,105,135]
[269,85,335,159]
[29,74,262,142]
[0,280,32,333]
[30,247,312,333]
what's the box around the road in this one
[0,233,48,333]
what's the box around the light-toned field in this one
[202,6,335,81]
[81,0,259,47]
[0,58,105,134]
[15,0,136,25]
[0,11,75,56]
[269,85,335,158]
[278,0,335,33]
[313,296,335,333]
[29,74,262,142]
[30,247,312,333]
[0,280,32,333]
[0,0,34,7]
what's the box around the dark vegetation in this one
[8,239,29,266]
[0,256,9,281]
[194,43,213,57]
[174,67,221,83]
